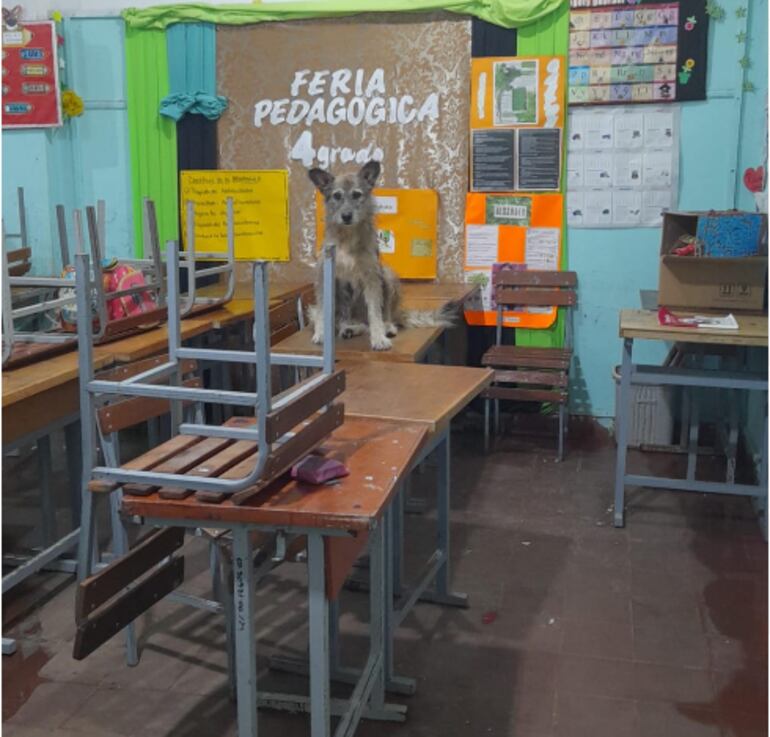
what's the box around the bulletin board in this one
[568,0,709,105]
[216,13,471,283]
[463,192,564,328]
[469,55,566,192]
[180,170,290,261]
[315,189,438,279]
[2,21,62,129]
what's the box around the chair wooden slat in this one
[75,527,185,622]
[158,440,259,499]
[265,370,346,443]
[123,435,235,496]
[102,306,168,339]
[494,270,577,287]
[97,356,197,383]
[482,347,571,370]
[96,377,202,435]
[88,434,205,493]
[495,288,577,307]
[493,369,568,387]
[482,386,568,403]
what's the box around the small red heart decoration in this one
[743,166,765,194]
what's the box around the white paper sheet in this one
[567,105,679,228]
[584,190,613,226]
[584,153,613,187]
[611,190,643,225]
[583,112,614,148]
[613,152,643,188]
[643,150,674,187]
[567,191,585,226]
[525,228,560,270]
[464,270,493,312]
[465,224,499,267]
[614,112,644,149]
[567,152,585,187]
[644,110,675,148]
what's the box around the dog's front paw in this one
[311,331,324,345]
[370,335,392,351]
[385,323,398,338]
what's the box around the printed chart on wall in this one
[2,21,62,128]
[470,56,566,193]
[180,170,289,261]
[316,189,437,280]
[567,106,679,228]
[568,0,709,105]
[464,192,563,328]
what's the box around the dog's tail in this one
[398,304,457,329]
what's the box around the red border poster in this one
[2,21,62,129]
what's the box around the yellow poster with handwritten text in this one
[180,170,289,261]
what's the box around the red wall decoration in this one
[3,21,62,128]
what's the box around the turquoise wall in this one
[1,18,133,274]
[570,4,768,421]
[2,10,767,431]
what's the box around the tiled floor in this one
[2,416,767,736]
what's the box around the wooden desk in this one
[273,325,443,363]
[614,309,768,527]
[198,280,313,305]
[400,282,478,312]
[341,360,493,434]
[106,319,213,364]
[115,417,426,737]
[620,309,768,347]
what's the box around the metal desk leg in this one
[759,398,769,539]
[419,431,467,608]
[233,527,258,737]
[614,338,633,528]
[38,435,55,547]
[2,638,17,655]
[686,389,701,482]
[64,421,82,527]
[108,490,138,667]
[307,531,330,737]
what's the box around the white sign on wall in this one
[566,105,680,229]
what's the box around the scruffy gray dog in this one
[308,160,451,352]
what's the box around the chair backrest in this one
[493,270,578,308]
[5,246,31,277]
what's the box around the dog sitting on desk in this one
[307,160,452,351]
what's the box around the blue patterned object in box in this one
[695,213,765,257]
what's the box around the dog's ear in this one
[308,167,334,197]
[358,160,381,190]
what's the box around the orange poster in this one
[469,56,566,193]
[463,192,564,329]
[316,188,437,279]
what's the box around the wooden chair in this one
[481,270,577,460]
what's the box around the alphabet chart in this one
[568,0,708,106]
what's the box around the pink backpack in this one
[104,263,157,321]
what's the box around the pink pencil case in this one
[291,455,350,485]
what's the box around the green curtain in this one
[514,0,569,349]
[125,27,178,257]
[123,0,566,31]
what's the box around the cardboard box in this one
[658,211,768,311]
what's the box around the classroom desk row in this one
[90,360,493,737]
[2,280,479,664]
